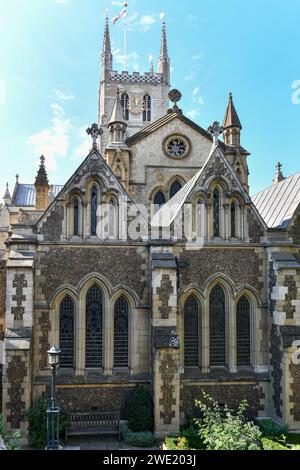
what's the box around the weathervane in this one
[86,123,103,148]
[207,121,224,145]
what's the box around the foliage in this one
[286,434,300,445]
[164,437,178,450]
[261,437,288,451]
[0,414,21,450]
[175,436,190,450]
[182,421,205,450]
[258,419,288,438]
[26,397,67,449]
[121,425,155,447]
[125,385,154,432]
[195,393,262,451]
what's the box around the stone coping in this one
[182,369,270,382]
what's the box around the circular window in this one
[163,134,191,159]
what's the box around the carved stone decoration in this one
[284,276,297,319]
[6,356,27,428]
[128,93,144,115]
[201,154,236,187]
[269,262,277,316]
[157,275,174,320]
[11,274,27,322]
[159,352,177,425]
[39,311,50,369]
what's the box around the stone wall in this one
[180,381,266,419]
[290,210,300,245]
[0,257,6,339]
[179,247,264,294]
[39,205,64,242]
[37,246,149,304]
[269,325,283,418]
[56,383,150,418]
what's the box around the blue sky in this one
[0,0,300,199]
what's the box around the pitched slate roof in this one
[12,184,63,207]
[252,171,300,229]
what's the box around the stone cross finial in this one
[86,123,103,148]
[273,161,285,184]
[207,121,224,145]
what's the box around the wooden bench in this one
[65,412,120,443]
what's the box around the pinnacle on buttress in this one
[223,93,242,130]
[34,155,49,188]
[223,93,242,146]
[3,182,11,205]
[110,88,126,124]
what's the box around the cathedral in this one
[0,16,300,442]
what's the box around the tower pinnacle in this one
[223,93,242,146]
[158,15,170,85]
[101,12,113,79]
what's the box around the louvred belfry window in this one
[60,296,75,368]
[184,296,200,367]
[121,92,129,120]
[237,296,251,366]
[210,285,226,366]
[143,94,151,122]
[114,296,129,368]
[86,286,103,368]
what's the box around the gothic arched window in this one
[114,296,129,368]
[210,285,226,366]
[91,186,97,236]
[184,296,200,367]
[86,285,103,368]
[170,181,182,199]
[59,296,75,368]
[231,201,237,238]
[154,191,166,209]
[213,188,220,237]
[108,198,118,240]
[143,94,151,122]
[74,198,79,236]
[121,92,129,121]
[237,296,251,367]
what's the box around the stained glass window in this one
[59,296,75,368]
[184,296,200,367]
[210,285,225,366]
[170,181,182,199]
[86,285,103,368]
[143,94,151,122]
[237,296,251,366]
[213,189,220,237]
[74,198,79,236]
[121,93,129,121]
[114,296,129,368]
[91,186,97,236]
[231,201,237,238]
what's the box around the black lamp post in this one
[47,345,61,450]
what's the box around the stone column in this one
[151,249,180,438]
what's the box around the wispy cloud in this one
[192,53,203,62]
[186,110,200,120]
[71,125,91,161]
[0,80,6,105]
[192,86,199,96]
[112,46,139,71]
[55,89,75,102]
[27,103,72,171]
[139,14,156,32]
[184,74,195,81]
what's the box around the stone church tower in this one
[98,14,170,151]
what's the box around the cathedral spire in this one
[101,12,113,79]
[158,14,170,85]
[223,93,242,146]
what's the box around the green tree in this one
[125,385,154,432]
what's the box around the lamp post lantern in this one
[47,346,61,450]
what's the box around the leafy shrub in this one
[258,419,288,438]
[176,436,190,450]
[26,397,67,449]
[182,422,205,450]
[261,437,288,451]
[0,414,21,450]
[164,437,178,450]
[125,385,154,432]
[195,393,262,451]
[121,425,155,447]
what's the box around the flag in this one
[112,2,128,24]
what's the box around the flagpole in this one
[124,9,127,70]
